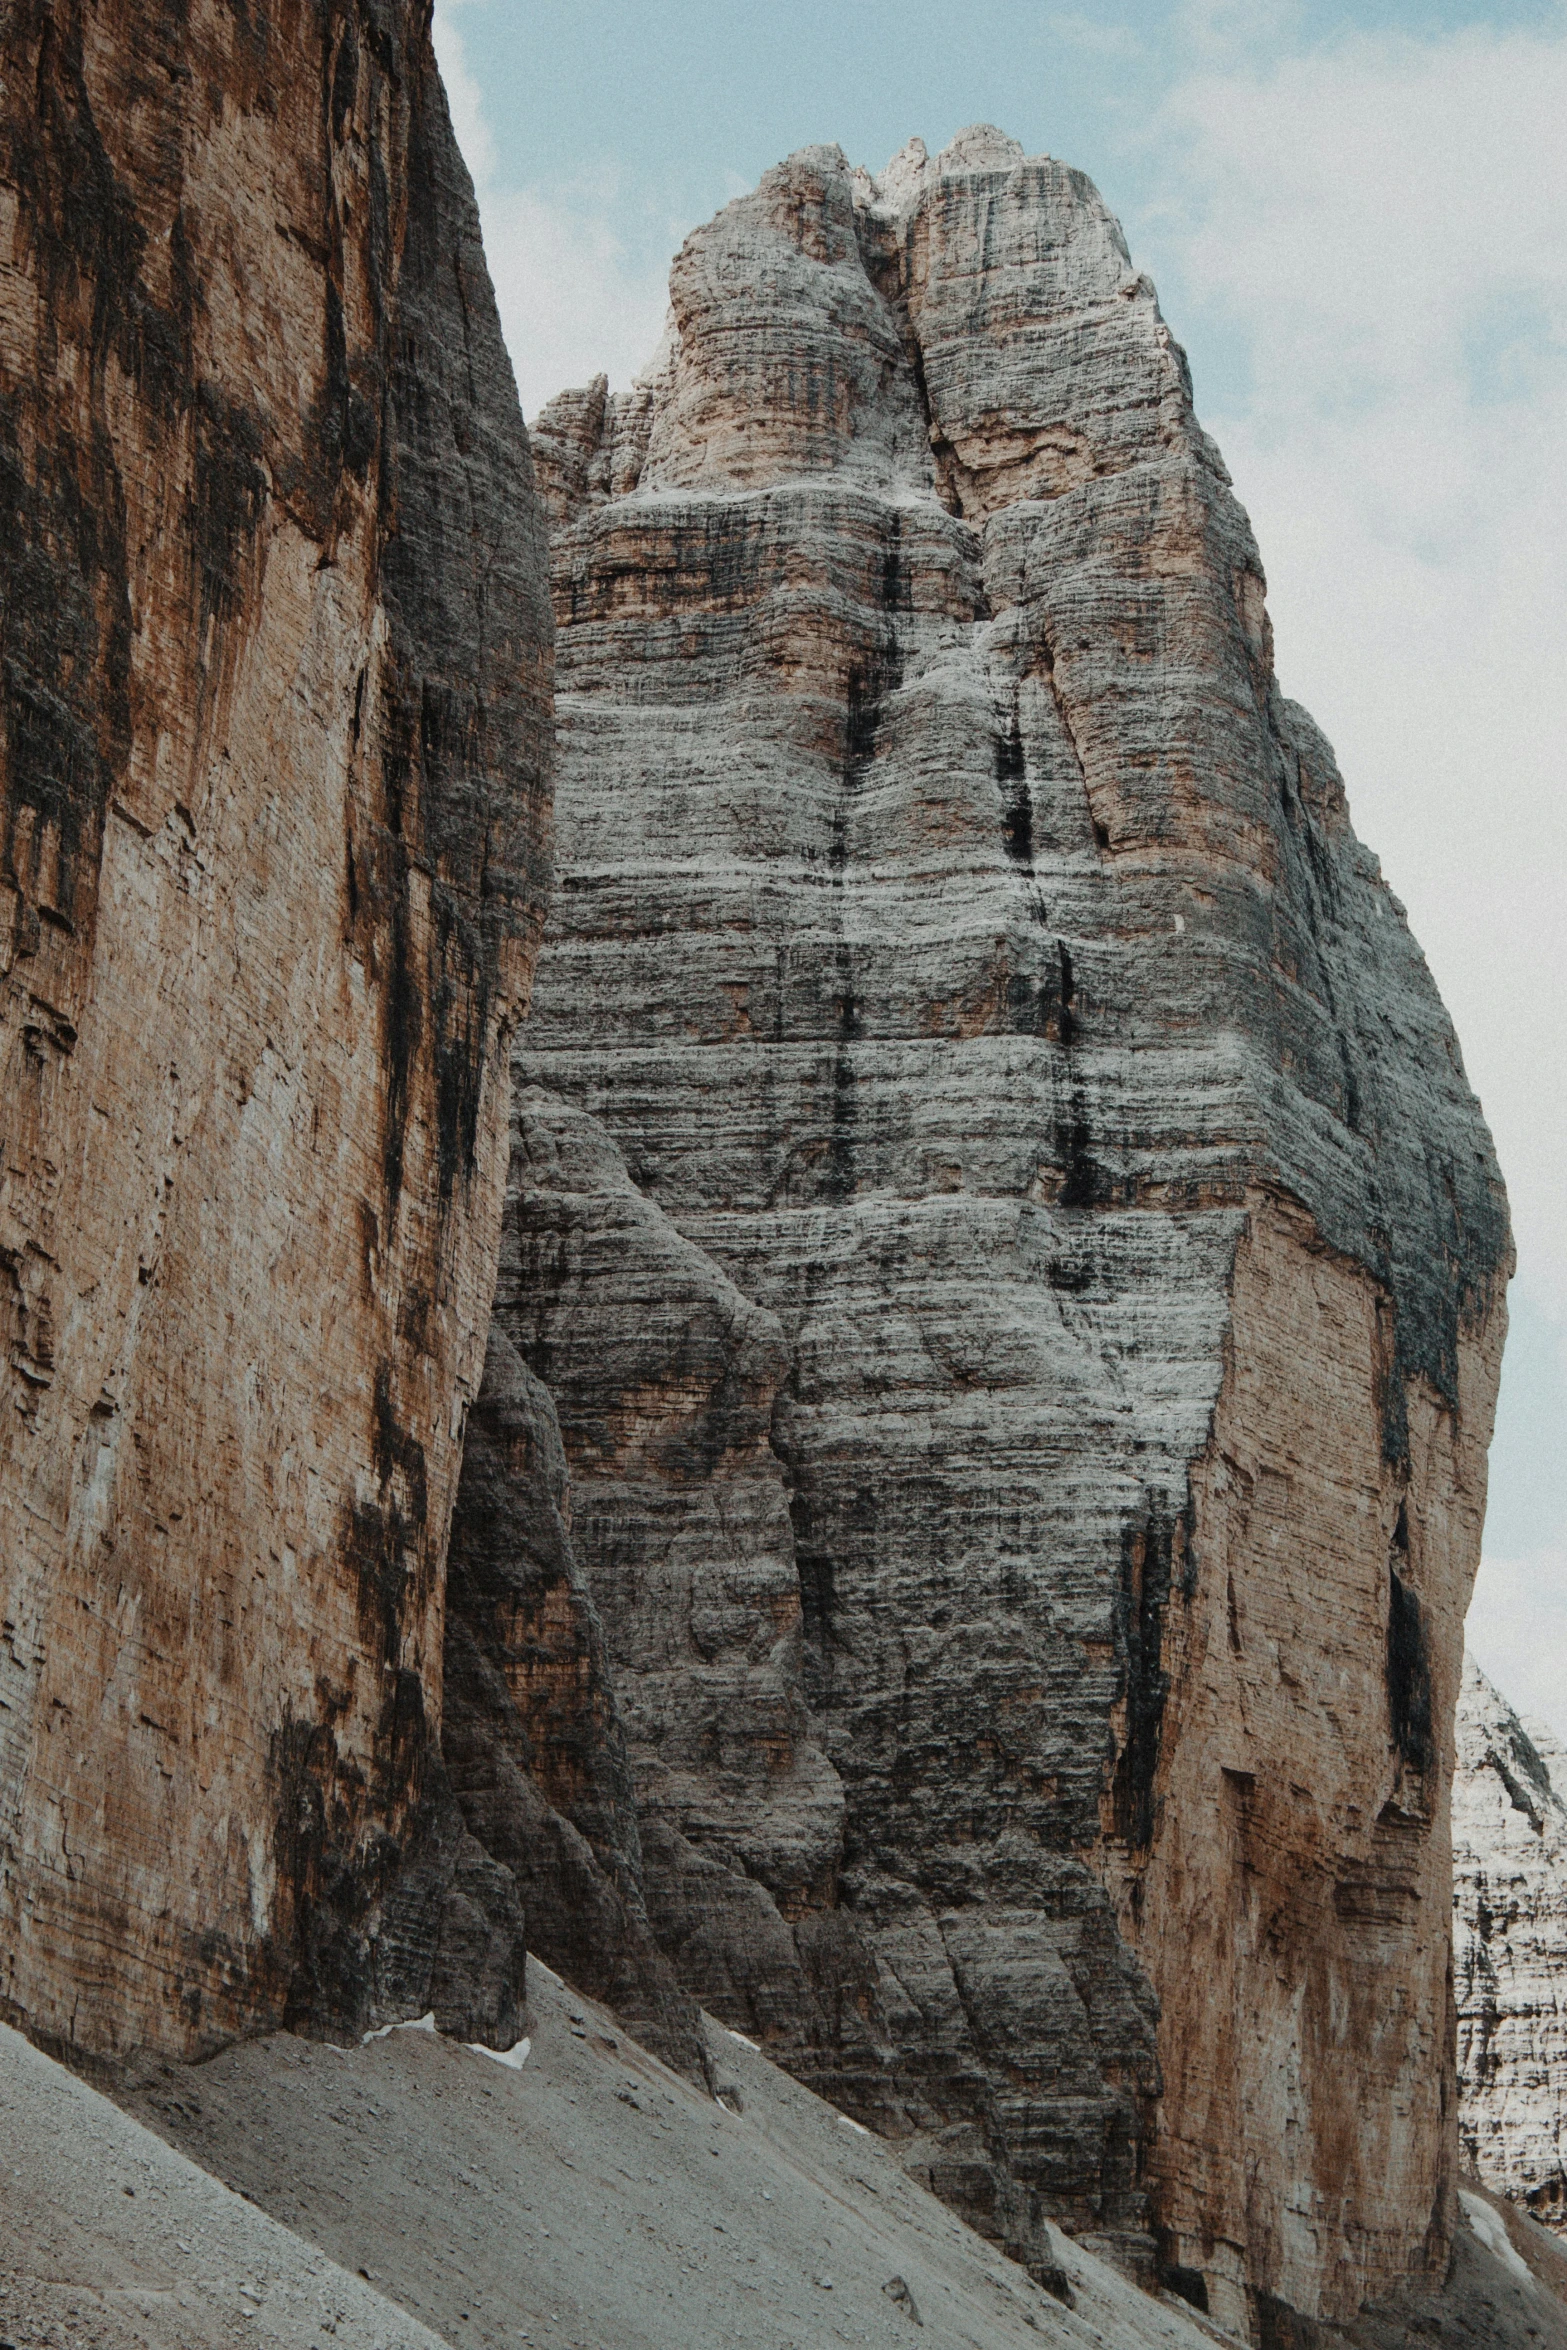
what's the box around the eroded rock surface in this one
[0,1,550,2059]
[442,1323,701,2071]
[1455,1655,1567,2234]
[518,131,1510,2332]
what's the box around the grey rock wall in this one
[511,126,1509,2335]
[0,18,1530,2333]
[442,1324,701,2071]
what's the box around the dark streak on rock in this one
[1388,1561,1434,1780]
[1113,1503,1175,1852]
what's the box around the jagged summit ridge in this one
[534,124,1177,514]
[856,124,1028,216]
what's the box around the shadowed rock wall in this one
[0,0,551,2058]
[441,1320,702,2072]
[516,128,1509,2333]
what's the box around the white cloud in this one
[430,0,495,187]
[1174,0,1306,62]
[1147,29,1567,1325]
[1468,1550,1567,1746]
[473,186,673,421]
[432,0,674,419]
[1045,10,1147,59]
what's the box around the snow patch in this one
[467,2036,531,2071]
[361,2012,437,2045]
[725,2028,760,2051]
[1460,2189,1533,2284]
[836,2112,872,2137]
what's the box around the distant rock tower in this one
[1455,1655,1567,2234]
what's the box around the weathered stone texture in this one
[1454,1656,1567,2235]
[441,1323,701,2071]
[518,129,1509,2330]
[0,0,551,2058]
[1129,1198,1501,2326]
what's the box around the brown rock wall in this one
[0,0,550,2058]
[1116,1191,1502,2332]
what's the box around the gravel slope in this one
[121,1963,1225,2350]
[0,2022,445,2349]
[8,1963,1565,2350]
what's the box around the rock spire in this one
[511,126,1511,2332]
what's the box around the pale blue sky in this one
[445,0,1558,281]
[437,0,1567,1731]
[443,0,1563,409]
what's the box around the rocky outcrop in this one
[441,1323,701,2070]
[0,1,551,2060]
[517,129,1510,2333]
[1455,1656,1567,2234]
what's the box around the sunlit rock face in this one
[516,126,1510,2333]
[0,0,551,2059]
[1455,1656,1567,2237]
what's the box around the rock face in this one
[0,1,551,2059]
[517,130,1510,2334]
[441,1322,701,2070]
[1455,1656,1567,2234]
[467,1086,848,2063]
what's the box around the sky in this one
[433,0,1567,1739]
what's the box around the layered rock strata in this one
[465,1087,848,2058]
[518,128,1510,2334]
[1454,1655,1567,2234]
[0,1,550,2058]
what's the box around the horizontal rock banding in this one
[518,128,1510,2329]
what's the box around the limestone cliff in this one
[1455,1655,1567,2234]
[441,1319,701,2070]
[0,0,551,2059]
[513,130,1510,2334]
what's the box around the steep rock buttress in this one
[0,1,551,2058]
[511,129,1511,2336]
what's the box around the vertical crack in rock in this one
[0,1,551,2059]
[1388,1510,1436,1782]
[1110,1502,1177,1857]
[516,122,1509,2334]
